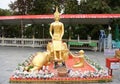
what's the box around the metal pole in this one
[21,20,24,38]
[69,26,71,40]
[1,26,4,38]
[21,20,24,47]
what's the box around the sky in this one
[0,0,15,9]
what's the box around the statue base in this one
[9,55,112,83]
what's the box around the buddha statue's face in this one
[54,14,60,21]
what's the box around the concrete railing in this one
[0,37,98,50]
[0,37,51,48]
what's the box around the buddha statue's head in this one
[79,50,84,55]
[54,6,60,21]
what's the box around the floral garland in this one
[12,65,54,79]
[84,56,103,71]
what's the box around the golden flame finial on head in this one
[54,6,60,17]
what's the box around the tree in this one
[30,0,54,14]
[9,0,34,15]
[107,0,120,13]
[0,8,11,16]
[80,0,111,14]
[64,0,79,14]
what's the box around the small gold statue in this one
[25,52,51,72]
[72,50,85,68]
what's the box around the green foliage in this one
[107,0,120,13]
[9,0,80,15]
[28,65,33,71]
[0,8,11,16]
[0,25,19,38]
[64,0,79,14]
[31,0,53,14]
[9,0,34,15]
[80,0,111,14]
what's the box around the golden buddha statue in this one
[47,7,68,68]
[49,7,67,61]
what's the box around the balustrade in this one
[0,37,51,48]
[0,37,98,50]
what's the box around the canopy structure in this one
[0,14,120,25]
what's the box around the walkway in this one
[0,46,120,84]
